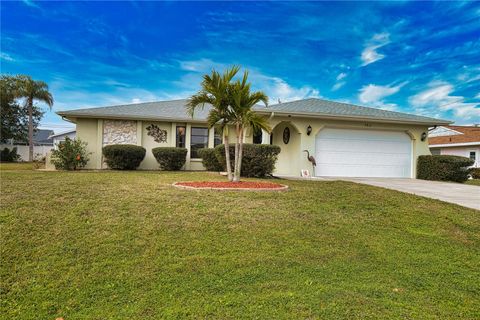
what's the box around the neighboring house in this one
[429,125,480,167]
[49,129,76,149]
[57,98,450,178]
[0,129,54,161]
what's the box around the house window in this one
[214,129,222,147]
[176,126,186,148]
[253,128,262,144]
[190,127,208,158]
[470,151,476,161]
[431,149,441,155]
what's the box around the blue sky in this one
[1,1,479,131]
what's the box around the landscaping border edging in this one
[172,181,289,191]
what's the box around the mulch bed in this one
[173,181,289,191]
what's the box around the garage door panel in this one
[315,128,412,178]
[317,140,411,154]
[319,128,409,141]
[318,151,411,166]
[318,164,410,178]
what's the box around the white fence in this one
[0,144,53,161]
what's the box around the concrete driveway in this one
[339,178,480,210]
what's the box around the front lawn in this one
[0,162,37,171]
[1,169,479,319]
[465,179,480,186]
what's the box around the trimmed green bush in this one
[214,144,281,177]
[198,148,223,171]
[417,155,474,182]
[102,144,146,170]
[0,147,20,162]
[51,137,90,170]
[152,147,187,170]
[471,167,480,180]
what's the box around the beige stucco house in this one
[57,98,450,178]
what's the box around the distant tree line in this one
[0,75,53,161]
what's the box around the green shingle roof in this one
[261,98,451,124]
[58,99,210,122]
[57,98,451,125]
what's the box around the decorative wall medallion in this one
[283,127,290,144]
[103,120,137,145]
[146,124,168,143]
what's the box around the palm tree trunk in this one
[233,124,241,182]
[27,97,34,162]
[224,133,233,181]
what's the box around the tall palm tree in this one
[230,70,270,182]
[15,75,54,161]
[187,66,239,181]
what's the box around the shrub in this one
[33,156,46,169]
[102,144,146,170]
[50,137,90,170]
[198,148,223,171]
[417,155,474,183]
[214,144,281,177]
[152,147,187,170]
[471,167,480,179]
[0,147,20,162]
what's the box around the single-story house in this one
[429,125,480,168]
[49,129,76,150]
[57,98,450,178]
[1,129,54,161]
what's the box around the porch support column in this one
[136,121,142,146]
[171,122,177,147]
[185,123,192,170]
[208,127,215,148]
[261,129,270,144]
[96,119,103,169]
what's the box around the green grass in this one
[465,179,480,186]
[0,162,35,171]
[1,168,479,319]
[0,162,44,171]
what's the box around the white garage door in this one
[315,128,412,178]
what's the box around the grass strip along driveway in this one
[1,166,479,319]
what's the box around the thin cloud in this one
[361,32,390,66]
[22,0,39,8]
[263,76,320,103]
[332,72,347,91]
[331,82,346,91]
[178,58,226,72]
[409,82,480,120]
[0,52,14,61]
[176,58,321,103]
[336,72,347,81]
[358,82,406,110]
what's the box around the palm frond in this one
[223,66,240,84]
[206,109,223,129]
[12,75,54,109]
[186,66,241,124]
[244,110,272,133]
[186,92,214,117]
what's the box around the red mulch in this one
[175,181,285,189]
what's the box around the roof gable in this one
[429,126,463,137]
[429,125,480,146]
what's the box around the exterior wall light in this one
[421,132,427,141]
[307,125,312,136]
